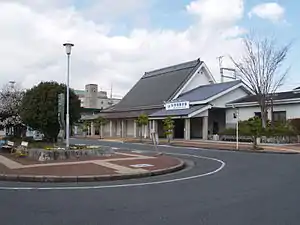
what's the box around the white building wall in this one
[103,123,110,136]
[211,87,249,108]
[181,68,212,94]
[126,120,134,137]
[191,109,209,117]
[116,120,122,136]
[226,103,300,128]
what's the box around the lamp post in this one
[63,42,74,149]
[232,105,239,150]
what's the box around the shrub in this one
[289,118,300,135]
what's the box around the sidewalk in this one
[74,135,300,153]
[0,151,184,182]
[116,138,300,154]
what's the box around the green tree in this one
[20,82,81,142]
[94,117,108,139]
[163,116,175,144]
[136,114,149,140]
[239,116,265,149]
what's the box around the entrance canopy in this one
[149,104,211,119]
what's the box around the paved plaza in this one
[0,139,299,225]
[0,149,183,181]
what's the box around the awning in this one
[149,104,208,118]
[84,108,161,120]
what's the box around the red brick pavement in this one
[113,156,182,171]
[0,152,184,177]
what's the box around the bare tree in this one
[231,33,292,128]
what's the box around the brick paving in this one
[114,156,182,171]
[0,163,117,176]
[0,150,183,178]
[0,152,132,165]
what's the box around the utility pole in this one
[217,56,224,83]
[110,83,113,99]
[217,55,237,82]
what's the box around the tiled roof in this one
[178,80,242,102]
[109,59,202,111]
[229,90,300,104]
[149,105,207,117]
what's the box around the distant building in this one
[74,84,121,110]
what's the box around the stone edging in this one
[172,144,299,155]
[0,158,185,183]
[202,147,299,155]
[124,140,299,155]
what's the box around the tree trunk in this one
[139,126,143,142]
[260,104,268,128]
[100,125,103,139]
[253,135,257,149]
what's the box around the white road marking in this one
[93,161,147,174]
[130,164,154,168]
[158,144,202,150]
[0,155,23,169]
[0,153,225,191]
[131,150,144,153]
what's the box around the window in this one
[254,112,262,118]
[272,111,286,122]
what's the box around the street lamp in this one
[232,105,239,150]
[63,42,74,149]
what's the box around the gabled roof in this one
[228,90,300,106]
[178,80,242,102]
[108,59,203,112]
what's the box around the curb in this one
[124,141,299,155]
[170,143,300,155]
[199,147,300,155]
[0,158,185,183]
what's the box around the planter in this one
[28,145,115,162]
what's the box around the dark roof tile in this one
[110,59,202,111]
[179,80,241,102]
[149,104,207,117]
[229,90,300,104]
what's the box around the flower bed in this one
[28,145,115,161]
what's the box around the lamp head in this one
[63,42,74,55]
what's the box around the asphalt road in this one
[0,139,300,225]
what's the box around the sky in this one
[0,0,299,97]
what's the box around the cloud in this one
[186,0,244,27]
[0,0,72,10]
[249,2,285,23]
[0,0,246,96]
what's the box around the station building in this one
[87,58,252,140]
